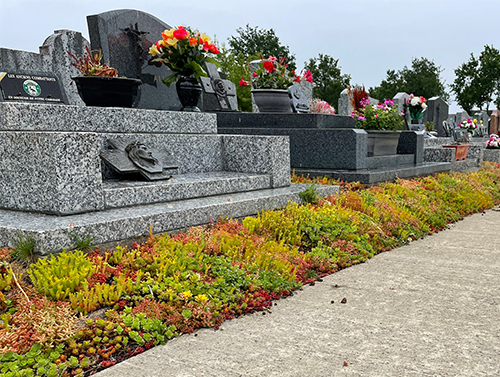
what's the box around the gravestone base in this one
[293,162,452,185]
[218,112,445,183]
[0,183,339,253]
[424,137,484,172]
[0,102,343,252]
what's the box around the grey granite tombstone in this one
[474,110,489,136]
[288,85,310,113]
[299,80,313,101]
[87,9,183,111]
[423,96,449,137]
[393,92,410,125]
[338,88,352,116]
[199,63,238,111]
[0,29,89,105]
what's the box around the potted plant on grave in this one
[406,94,427,124]
[348,86,405,156]
[441,127,471,161]
[457,118,481,141]
[485,133,500,149]
[68,46,142,108]
[239,56,313,113]
[149,26,220,112]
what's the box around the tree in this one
[228,24,296,70]
[452,45,500,113]
[369,57,448,102]
[215,41,260,112]
[304,54,351,109]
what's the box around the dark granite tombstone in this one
[100,138,178,181]
[423,97,449,137]
[87,9,184,110]
[199,63,238,111]
[288,85,310,113]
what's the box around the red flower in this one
[262,60,275,73]
[202,41,210,51]
[293,75,301,83]
[208,43,220,54]
[304,70,313,83]
[173,26,189,40]
[252,71,258,78]
[239,77,249,86]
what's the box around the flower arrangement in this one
[149,26,220,86]
[309,98,335,114]
[406,94,427,120]
[485,134,500,149]
[350,98,404,131]
[67,46,118,77]
[239,56,313,90]
[458,118,481,133]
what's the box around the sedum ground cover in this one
[1,161,500,376]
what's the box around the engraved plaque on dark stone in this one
[0,72,67,104]
[288,85,310,113]
[199,63,238,111]
[87,9,187,111]
[100,138,178,181]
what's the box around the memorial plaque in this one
[288,85,310,113]
[0,72,67,104]
[200,63,238,111]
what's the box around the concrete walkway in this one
[96,209,500,377]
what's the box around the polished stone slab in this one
[294,162,452,185]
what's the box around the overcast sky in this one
[1,0,499,113]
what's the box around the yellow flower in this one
[181,291,192,300]
[166,37,179,47]
[195,294,209,304]
[162,28,175,41]
[200,33,211,43]
[473,119,478,124]
[149,44,160,56]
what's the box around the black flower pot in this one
[251,89,292,113]
[72,76,142,108]
[176,76,202,112]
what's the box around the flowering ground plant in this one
[149,26,220,86]
[458,118,481,133]
[351,98,404,131]
[309,98,335,114]
[239,56,312,90]
[485,134,500,149]
[406,94,427,120]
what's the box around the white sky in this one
[1,0,499,113]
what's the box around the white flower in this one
[421,103,427,109]
[410,97,420,106]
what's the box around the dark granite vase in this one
[72,76,142,107]
[252,89,292,113]
[366,130,401,157]
[176,76,202,112]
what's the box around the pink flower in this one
[239,77,249,86]
[268,56,277,62]
[374,113,379,118]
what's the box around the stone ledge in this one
[0,184,339,253]
[294,162,452,184]
[0,102,217,134]
[103,172,272,209]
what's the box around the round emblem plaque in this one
[23,79,41,97]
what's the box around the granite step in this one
[0,184,339,254]
[294,162,452,184]
[103,172,272,209]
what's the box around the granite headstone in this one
[87,9,184,111]
[423,96,449,137]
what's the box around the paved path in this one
[97,209,500,377]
